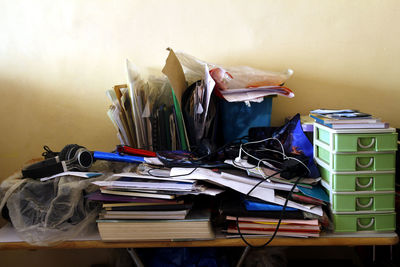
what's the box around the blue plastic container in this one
[220,96,273,144]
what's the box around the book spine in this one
[309,114,326,124]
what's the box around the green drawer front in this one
[314,124,397,153]
[316,145,331,164]
[334,153,396,172]
[334,133,398,152]
[316,126,331,145]
[333,212,396,232]
[331,193,395,212]
[316,146,396,172]
[318,165,395,192]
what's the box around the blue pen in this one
[93,151,145,163]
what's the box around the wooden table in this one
[0,224,397,250]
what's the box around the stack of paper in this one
[106,49,191,152]
[164,165,328,238]
[89,169,222,241]
[106,84,137,147]
[218,86,294,102]
[92,173,201,200]
[225,216,321,238]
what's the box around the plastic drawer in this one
[314,123,397,153]
[332,212,396,232]
[318,165,395,192]
[315,145,396,172]
[329,191,395,212]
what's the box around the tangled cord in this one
[41,145,59,159]
[235,174,303,248]
[233,137,311,248]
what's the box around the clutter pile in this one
[2,49,336,247]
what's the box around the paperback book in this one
[309,110,388,129]
[97,209,214,241]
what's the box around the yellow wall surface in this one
[1,0,400,180]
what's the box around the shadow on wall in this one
[0,77,118,180]
[271,74,395,127]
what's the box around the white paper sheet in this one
[40,172,102,182]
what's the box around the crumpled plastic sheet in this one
[0,161,135,246]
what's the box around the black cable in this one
[235,173,303,248]
[190,136,248,162]
[42,145,58,159]
[147,136,307,248]
[245,170,281,197]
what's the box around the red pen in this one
[116,145,157,157]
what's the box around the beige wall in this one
[1,0,400,180]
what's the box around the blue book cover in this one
[309,114,381,128]
[297,184,329,203]
[243,199,297,211]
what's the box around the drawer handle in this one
[355,177,373,188]
[357,138,375,149]
[356,158,373,168]
[357,218,374,229]
[356,198,373,208]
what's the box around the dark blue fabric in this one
[272,113,320,178]
[137,247,230,267]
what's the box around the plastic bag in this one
[271,114,320,178]
[246,114,320,178]
[0,161,129,246]
[5,176,101,246]
[175,51,293,89]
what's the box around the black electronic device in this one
[248,126,278,142]
[21,144,93,179]
[280,154,310,179]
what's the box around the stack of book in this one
[144,167,328,239]
[89,172,216,241]
[225,216,321,238]
[309,109,388,129]
[212,164,329,238]
[219,193,323,238]
[96,209,214,241]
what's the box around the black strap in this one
[21,157,65,179]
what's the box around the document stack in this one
[106,57,190,152]
[215,168,327,238]
[311,110,398,233]
[89,170,216,241]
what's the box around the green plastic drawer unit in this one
[314,123,397,153]
[315,145,396,172]
[329,191,395,212]
[332,212,396,232]
[318,165,395,192]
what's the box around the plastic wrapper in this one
[126,59,148,148]
[271,114,320,178]
[0,161,131,246]
[175,51,293,89]
[6,176,101,246]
